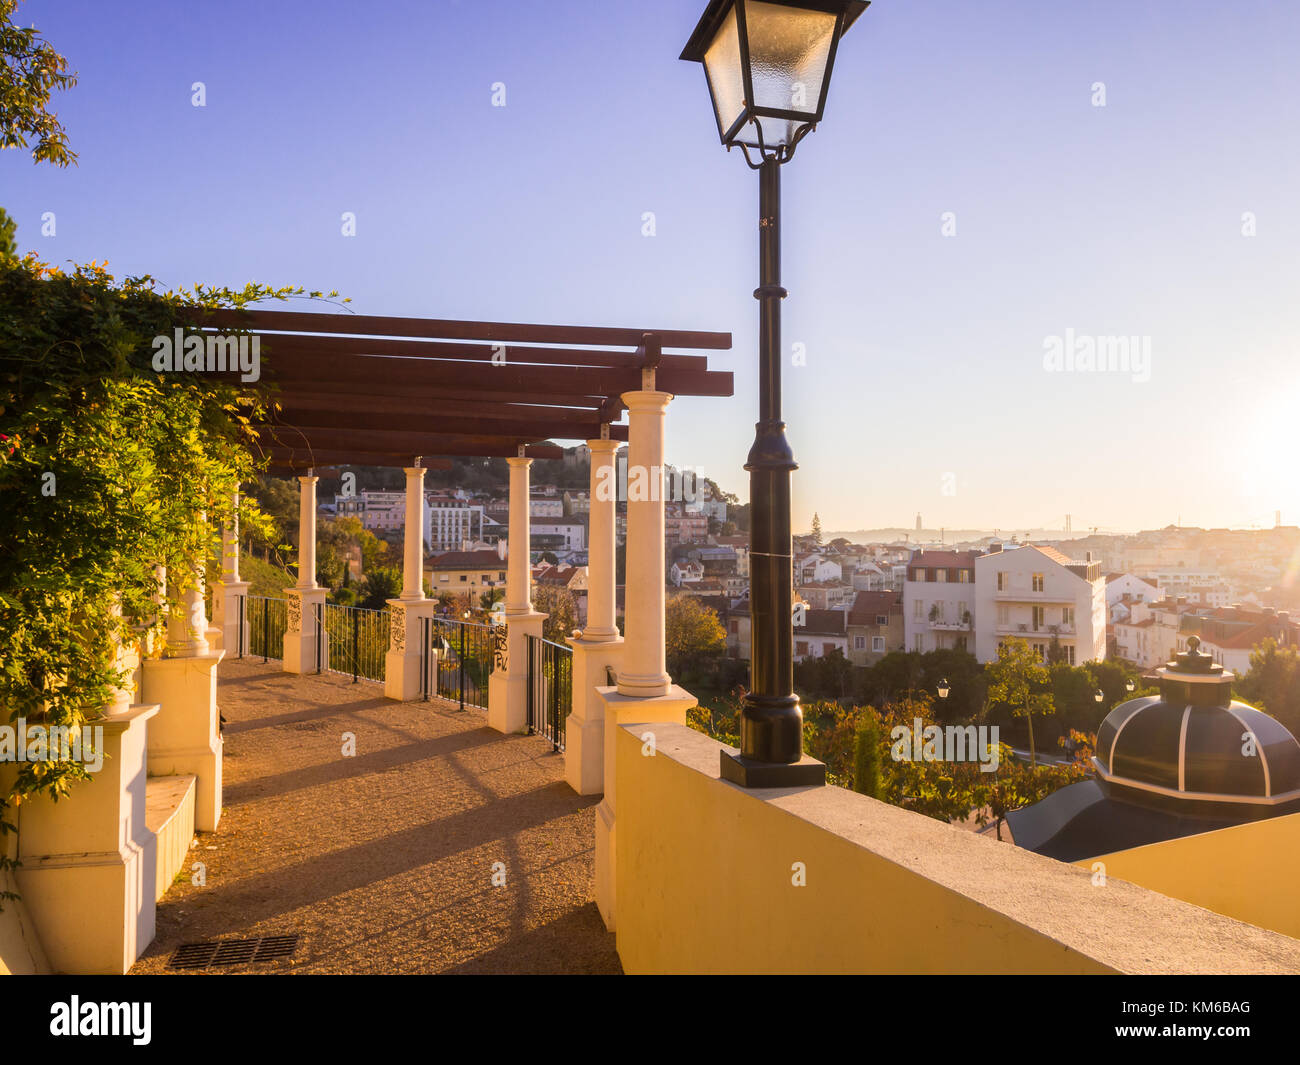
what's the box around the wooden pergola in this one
[198,308,734,469]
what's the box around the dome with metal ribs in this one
[1094,637,1300,809]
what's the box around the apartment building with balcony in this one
[903,549,978,654]
[974,543,1106,665]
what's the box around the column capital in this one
[297,474,319,486]
[507,456,534,469]
[620,389,673,413]
[586,438,621,456]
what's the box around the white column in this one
[386,466,436,701]
[592,388,697,931]
[617,391,672,697]
[506,456,532,614]
[213,490,251,654]
[488,452,546,733]
[296,475,318,590]
[584,438,620,641]
[564,437,625,795]
[401,465,426,601]
[285,473,327,674]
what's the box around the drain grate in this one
[168,934,299,970]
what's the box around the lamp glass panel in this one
[703,4,747,140]
[743,0,837,123]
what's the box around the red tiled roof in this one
[429,549,505,569]
[848,590,901,626]
[909,549,979,568]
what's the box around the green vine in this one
[0,253,340,886]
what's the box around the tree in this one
[0,205,15,257]
[985,638,1054,767]
[853,712,881,799]
[1238,638,1300,735]
[664,595,726,675]
[533,585,578,641]
[810,512,823,544]
[359,566,402,609]
[0,1,78,166]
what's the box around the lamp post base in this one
[719,749,826,789]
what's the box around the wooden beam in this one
[248,334,710,372]
[198,307,733,351]
[260,411,629,442]
[273,393,625,426]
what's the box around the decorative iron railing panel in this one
[419,617,492,710]
[323,603,388,684]
[526,635,571,752]
[246,596,287,662]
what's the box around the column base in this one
[564,636,625,795]
[283,587,328,675]
[488,611,545,734]
[212,580,251,656]
[14,702,159,974]
[140,651,225,831]
[719,748,826,789]
[593,683,697,932]
[384,599,437,701]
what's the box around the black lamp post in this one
[682,0,869,787]
[937,678,951,701]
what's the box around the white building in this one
[531,516,586,553]
[424,496,485,552]
[334,490,405,533]
[796,553,842,586]
[973,543,1106,665]
[1105,572,1159,624]
[903,549,979,654]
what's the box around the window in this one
[1062,606,1074,627]
[459,575,467,583]
[913,568,927,582]
[854,636,866,650]
[481,574,490,582]
[957,601,968,623]
[914,600,923,619]
[876,615,887,625]
[1032,573,1045,592]
[959,570,970,583]
[955,636,967,651]
[936,570,948,583]
[1065,645,1076,665]
[914,634,924,652]
[997,604,1009,626]
[1032,605,1044,631]
[796,641,809,656]
[997,571,1008,591]
[872,636,885,652]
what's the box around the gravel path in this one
[130,657,621,974]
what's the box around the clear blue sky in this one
[4,0,1298,533]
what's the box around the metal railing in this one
[419,616,492,710]
[526,634,571,752]
[323,603,388,684]
[247,596,287,661]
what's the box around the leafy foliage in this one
[664,594,725,675]
[0,0,77,166]
[0,253,328,818]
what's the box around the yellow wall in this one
[613,723,1300,974]
[1083,810,1300,940]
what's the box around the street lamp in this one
[683,0,868,788]
[1125,678,1136,693]
[937,678,951,701]
[1094,689,1105,704]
